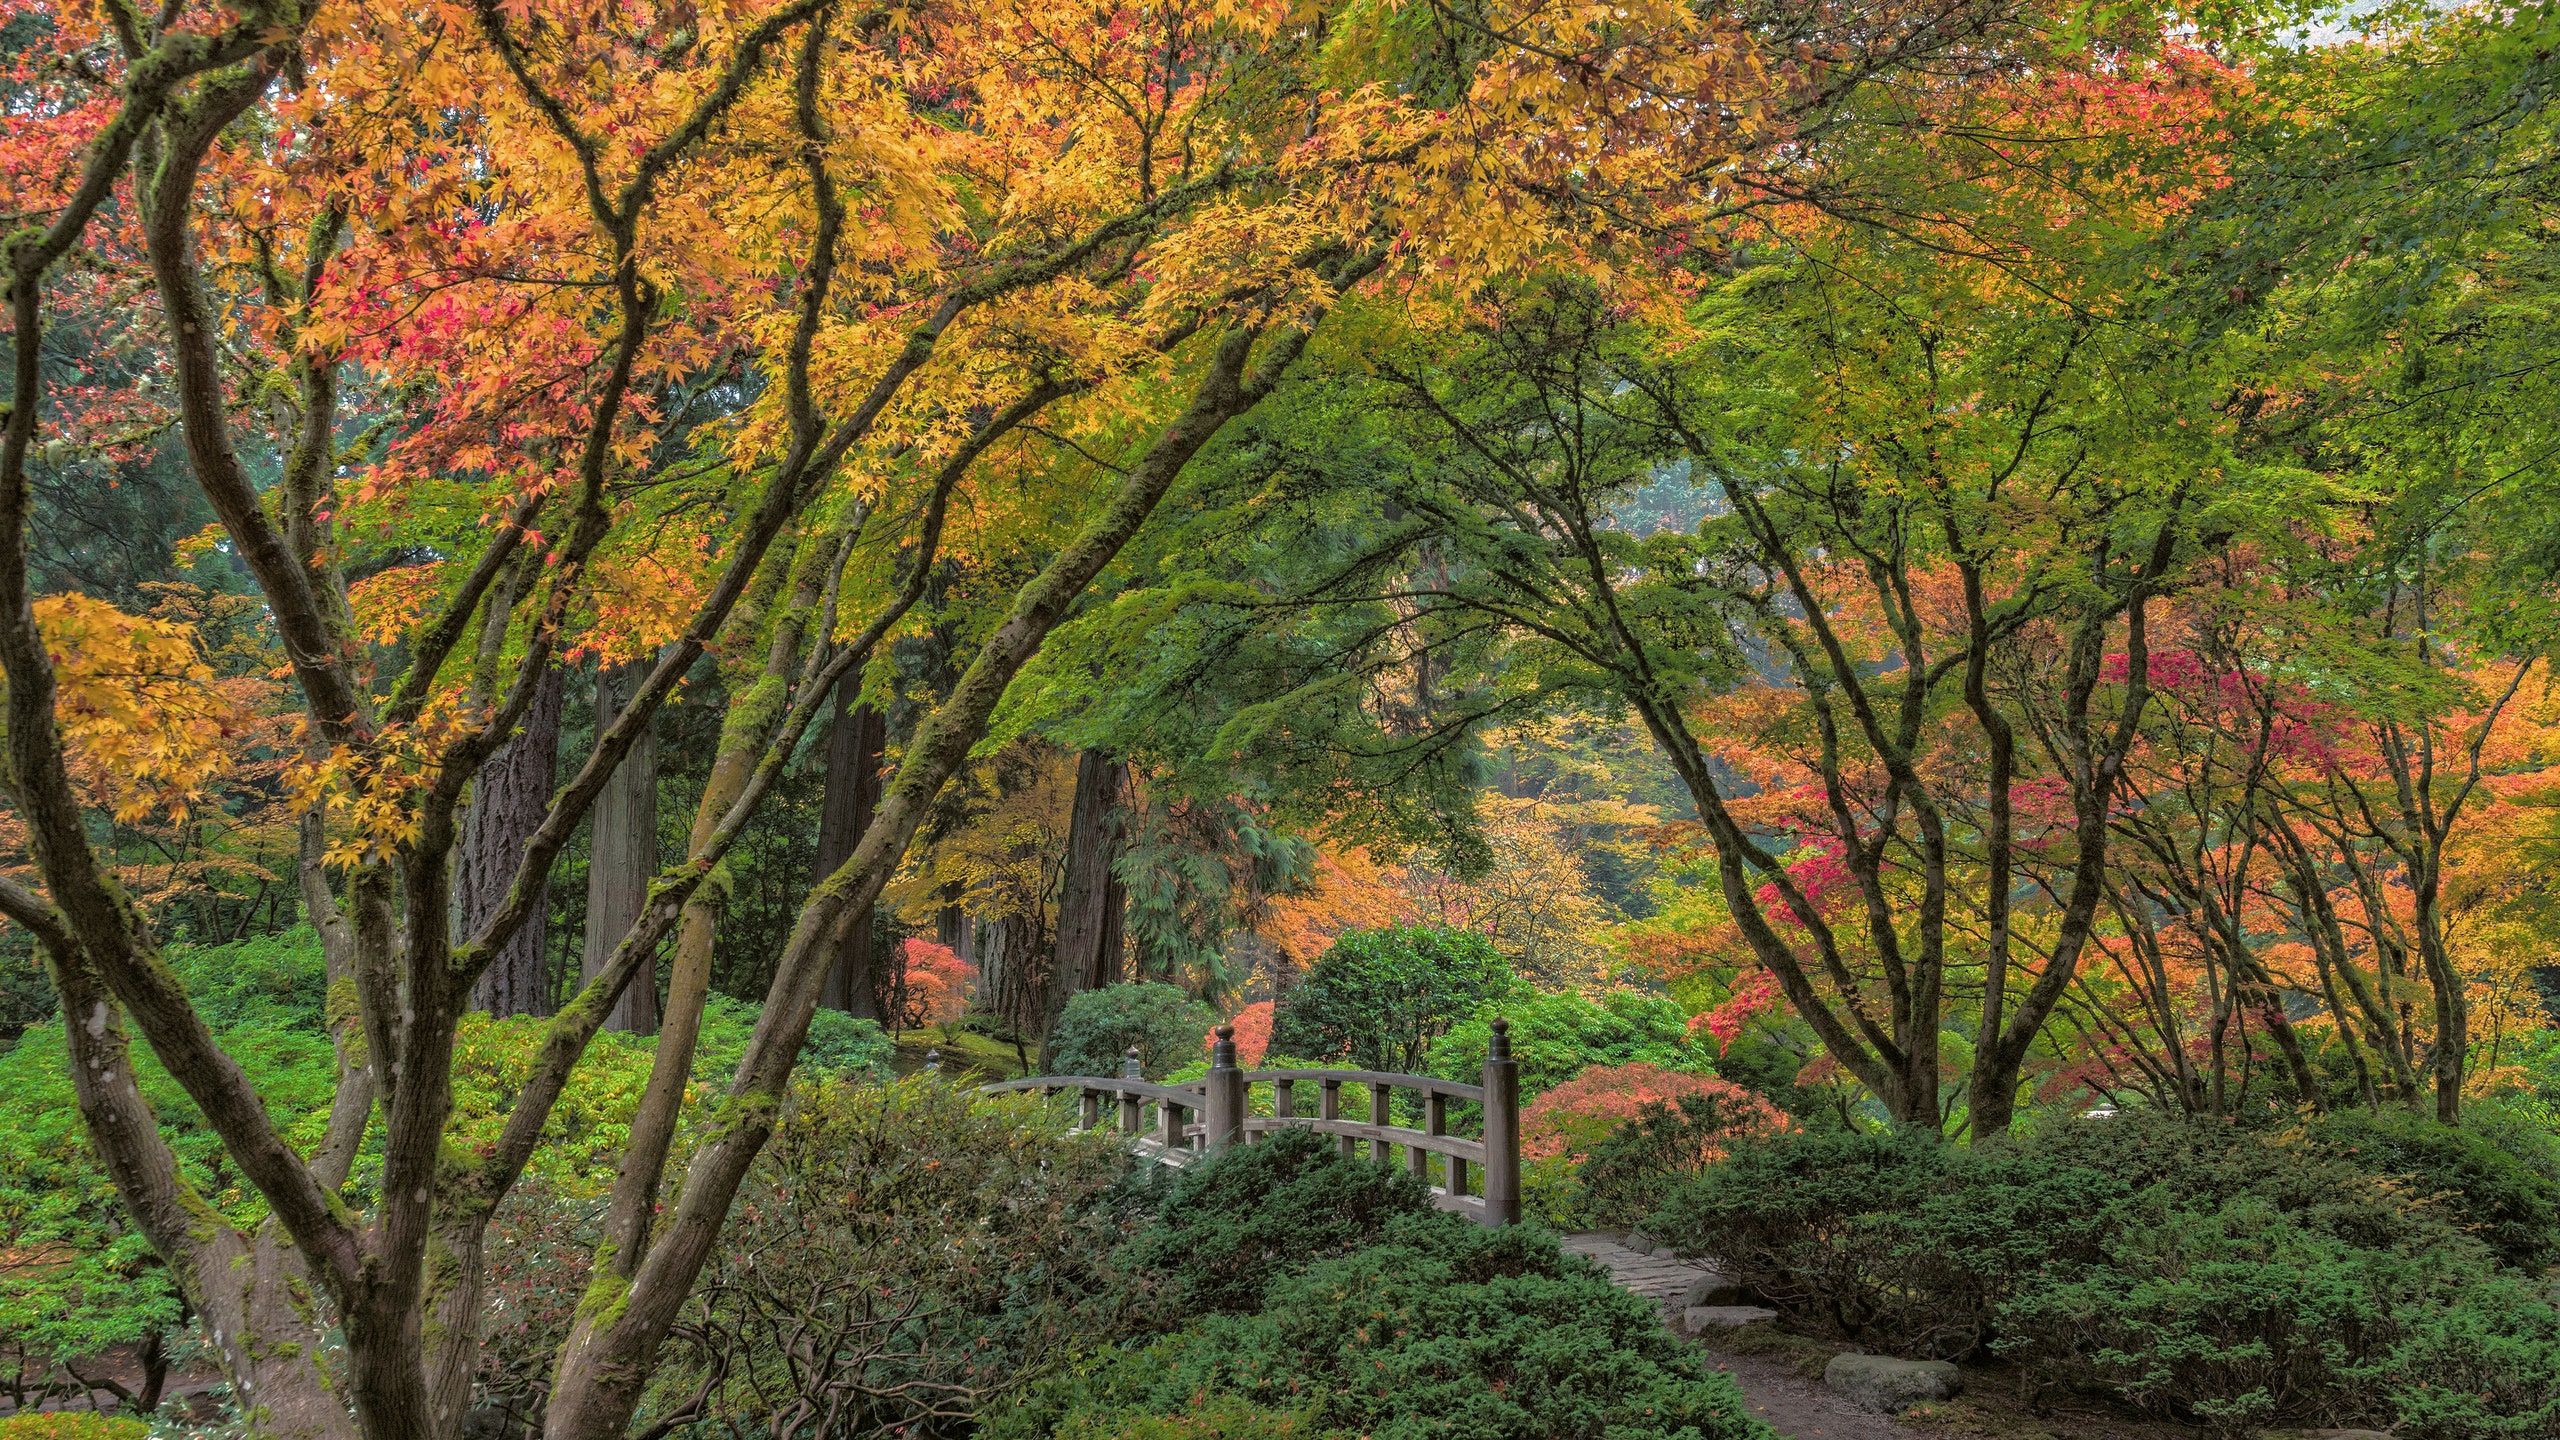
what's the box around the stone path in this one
[1567,1233,1923,1440]
[1561,1230,1716,1304]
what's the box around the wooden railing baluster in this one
[1413,1091,1441,1183]
[1120,1046,1144,1136]
[1320,1077,1350,1159]
[979,1021,1521,1225]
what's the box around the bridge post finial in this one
[1205,1024,1244,1154]
[1123,1045,1143,1080]
[924,1048,941,1073]
[1481,1018,1521,1228]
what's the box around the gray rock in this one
[1651,1245,1684,1260]
[1824,1353,1962,1414]
[1624,1228,1658,1252]
[1680,1272,1757,1307]
[1682,1305,1779,1334]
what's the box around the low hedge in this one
[1112,1127,1436,1318]
[1998,1192,2560,1437]
[993,1128,1775,1440]
[1642,1111,2560,1438]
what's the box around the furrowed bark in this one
[464,663,567,1016]
[584,659,664,1034]
[1040,748,1126,1054]
[815,687,887,1017]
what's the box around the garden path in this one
[1565,1233,1925,1440]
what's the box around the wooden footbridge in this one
[979,1017,1524,1225]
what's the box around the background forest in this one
[4,0,2560,1437]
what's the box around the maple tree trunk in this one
[542,314,1332,1440]
[816,680,886,1018]
[421,1220,488,1440]
[602,520,828,1276]
[464,663,565,1016]
[1040,748,1124,1055]
[1966,584,2167,1142]
[584,660,661,1035]
[2273,824,2423,1105]
[2417,888,2468,1124]
[2,15,1106,1440]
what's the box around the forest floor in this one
[889,1029,1030,1080]
[1704,1324,2210,1440]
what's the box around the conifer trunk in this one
[1041,748,1125,1053]
[584,660,660,1034]
[462,665,565,1016]
[816,679,886,1017]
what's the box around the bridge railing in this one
[977,1017,1522,1226]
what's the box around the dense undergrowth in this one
[0,931,892,1422]
[985,1129,1773,1440]
[603,1096,1771,1439]
[1644,1107,2560,1437]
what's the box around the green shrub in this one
[1050,1395,1329,1440]
[2301,1107,2560,1270]
[2020,1109,2536,1268]
[1506,1067,1790,1230]
[651,1074,1143,1432]
[1270,926,1520,1073]
[1048,983,1216,1080]
[2458,1096,2560,1193]
[1580,1085,1794,1229]
[1649,1110,2560,1436]
[2384,1269,2560,1439]
[162,927,334,1032]
[0,929,758,1415]
[798,1009,895,1079]
[0,933,340,1388]
[0,1416,151,1440]
[1114,1127,1437,1317]
[1997,1194,2560,1438]
[1712,1032,1850,1132]
[1427,988,1706,1102]
[999,1210,1774,1440]
[1647,1128,2122,1357]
